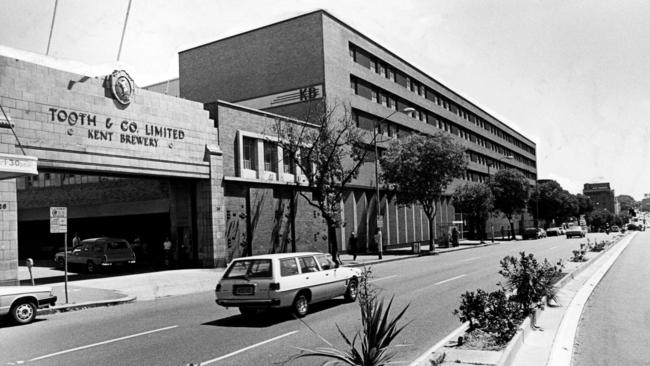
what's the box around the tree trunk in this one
[327,218,340,264]
[428,216,436,253]
[509,220,516,241]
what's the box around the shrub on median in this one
[454,252,564,347]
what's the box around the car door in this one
[315,254,342,297]
[297,256,328,302]
[69,242,91,265]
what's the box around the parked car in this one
[55,237,136,273]
[565,226,586,238]
[546,227,562,236]
[215,252,361,317]
[523,228,546,240]
[54,244,83,268]
[0,285,57,324]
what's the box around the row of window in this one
[349,43,535,156]
[17,173,121,190]
[349,76,536,169]
[242,137,297,175]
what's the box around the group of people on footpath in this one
[346,226,460,260]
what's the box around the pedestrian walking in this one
[163,237,172,267]
[374,228,382,258]
[72,232,81,248]
[348,231,358,261]
[451,227,459,247]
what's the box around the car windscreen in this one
[223,259,272,279]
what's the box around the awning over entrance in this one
[0,153,38,180]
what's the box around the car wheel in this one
[86,261,96,273]
[239,307,258,317]
[344,279,358,302]
[56,257,64,268]
[11,301,36,324]
[293,293,309,318]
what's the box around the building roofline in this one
[211,100,320,128]
[179,9,535,147]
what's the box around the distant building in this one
[583,183,618,214]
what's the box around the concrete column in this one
[0,179,18,285]
[197,144,227,267]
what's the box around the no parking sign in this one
[50,206,67,233]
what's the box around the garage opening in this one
[16,171,198,269]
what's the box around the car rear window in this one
[108,241,129,250]
[224,259,272,279]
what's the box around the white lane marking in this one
[201,330,299,365]
[369,275,398,283]
[460,257,480,262]
[434,274,466,285]
[29,325,178,362]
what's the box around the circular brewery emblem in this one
[110,70,135,105]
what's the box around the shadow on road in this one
[203,299,353,328]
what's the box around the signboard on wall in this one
[0,153,38,180]
[237,84,324,110]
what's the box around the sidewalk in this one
[18,239,498,314]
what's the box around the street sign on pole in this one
[50,207,69,303]
[50,207,67,233]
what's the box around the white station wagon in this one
[215,252,361,317]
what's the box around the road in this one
[573,231,650,366]
[1,233,612,366]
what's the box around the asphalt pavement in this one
[2,233,626,366]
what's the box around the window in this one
[283,149,296,174]
[370,59,377,73]
[405,76,411,90]
[388,97,397,111]
[388,69,395,82]
[299,256,320,273]
[350,79,357,94]
[371,90,378,103]
[280,258,300,276]
[243,137,256,170]
[263,142,277,172]
[379,64,386,76]
[224,259,272,279]
[316,255,336,270]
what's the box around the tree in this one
[381,132,467,253]
[617,195,637,215]
[528,180,564,227]
[272,102,369,262]
[587,208,614,230]
[452,182,494,242]
[576,194,594,216]
[490,169,529,240]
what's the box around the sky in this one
[1,0,649,200]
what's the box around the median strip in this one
[200,330,299,365]
[28,325,178,362]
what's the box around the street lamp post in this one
[374,107,414,259]
[487,155,514,242]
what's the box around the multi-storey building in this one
[177,10,537,250]
[583,183,618,214]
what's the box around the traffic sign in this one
[50,206,67,233]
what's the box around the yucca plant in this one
[288,296,410,366]
[288,268,409,366]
